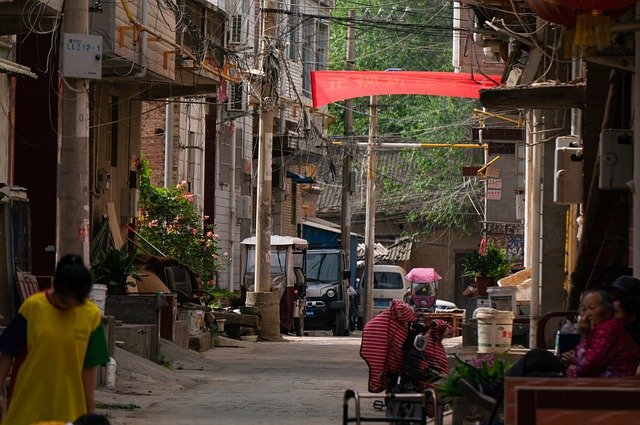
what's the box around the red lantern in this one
[525,0,577,26]
[566,0,636,46]
[562,0,637,11]
[527,0,637,47]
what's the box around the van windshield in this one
[305,252,340,284]
[373,271,404,290]
[246,247,287,274]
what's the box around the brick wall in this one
[141,101,179,187]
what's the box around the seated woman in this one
[563,289,640,378]
[613,295,640,346]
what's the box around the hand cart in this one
[342,389,440,425]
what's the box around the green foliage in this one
[90,246,142,294]
[462,243,512,279]
[327,0,482,236]
[137,157,222,283]
[205,286,239,299]
[436,353,510,398]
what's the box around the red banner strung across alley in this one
[311,71,502,108]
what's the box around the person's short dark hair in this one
[582,289,614,314]
[54,254,92,303]
[616,296,640,318]
[605,275,640,297]
[74,413,111,425]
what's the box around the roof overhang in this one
[479,83,586,110]
[0,57,36,78]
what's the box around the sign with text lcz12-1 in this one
[61,33,102,79]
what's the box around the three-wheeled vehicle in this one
[240,235,308,336]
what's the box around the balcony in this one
[0,0,62,34]
[90,0,229,98]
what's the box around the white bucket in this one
[475,308,514,354]
[89,284,108,315]
[179,309,205,335]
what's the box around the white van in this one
[358,264,410,318]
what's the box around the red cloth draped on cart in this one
[360,300,452,393]
[360,300,416,393]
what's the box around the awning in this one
[479,83,586,110]
[286,171,314,184]
[311,71,501,107]
[0,57,36,78]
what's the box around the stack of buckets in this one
[474,308,515,353]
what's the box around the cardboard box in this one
[487,286,517,313]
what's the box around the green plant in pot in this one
[462,243,512,296]
[91,247,143,294]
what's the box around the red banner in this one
[311,71,502,108]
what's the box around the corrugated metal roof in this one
[357,236,413,263]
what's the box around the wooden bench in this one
[505,376,640,425]
[420,312,464,337]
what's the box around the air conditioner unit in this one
[227,82,247,112]
[599,129,633,190]
[554,147,583,205]
[228,14,246,45]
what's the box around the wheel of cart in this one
[343,389,441,425]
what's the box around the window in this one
[288,0,299,60]
[301,18,314,95]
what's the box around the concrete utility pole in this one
[249,0,281,340]
[363,94,378,324]
[634,4,640,277]
[341,9,355,327]
[57,0,90,261]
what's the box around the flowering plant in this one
[436,353,510,398]
[137,158,222,283]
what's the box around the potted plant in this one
[462,243,512,296]
[91,246,143,294]
[436,353,510,424]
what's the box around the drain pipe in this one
[529,109,543,348]
[134,0,148,78]
[164,99,174,188]
[229,120,237,290]
[105,356,117,389]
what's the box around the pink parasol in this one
[405,268,442,283]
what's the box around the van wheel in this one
[294,317,304,337]
[332,311,346,336]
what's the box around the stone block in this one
[188,331,211,352]
[173,320,189,349]
[115,324,159,361]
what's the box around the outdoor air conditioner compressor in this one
[599,129,633,190]
[554,136,583,205]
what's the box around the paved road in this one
[98,331,386,425]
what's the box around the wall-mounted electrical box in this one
[556,135,581,149]
[120,189,139,219]
[236,195,252,220]
[60,33,102,79]
[515,193,525,220]
[554,146,583,205]
[599,129,633,190]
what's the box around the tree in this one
[326,0,483,235]
[137,158,223,283]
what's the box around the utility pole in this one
[57,0,90,261]
[341,9,355,330]
[363,94,378,324]
[249,0,281,340]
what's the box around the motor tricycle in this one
[240,235,308,336]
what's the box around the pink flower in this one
[206,231,214,238]
[192,228,198,235]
